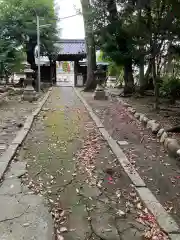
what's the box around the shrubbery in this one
[160,76,180,103]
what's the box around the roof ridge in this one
[56,39,85,43]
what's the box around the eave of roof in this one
[54,39,87,56]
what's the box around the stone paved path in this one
[81,90,180,227]
[15,87,168,239]
[0,160,53,240]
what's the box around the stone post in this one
[22,62,37,102]
[93,68,108,100]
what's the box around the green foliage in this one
[160,76,180,100]
[97,50,122,77]
[0,0,58,75]
[0,39,26,78]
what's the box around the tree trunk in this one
[12,74,14,84]
[152,57,159,110]
[145,60,152,80]
[26,38,36,69]
[81,0,96,91]
[146,2,159,109]
[84,33,96,90]
[123,59,134,94]
[49,57,53,86]
[139,56,145,93]
[138,7,145,94]
[5,76,9,85]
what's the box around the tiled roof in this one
[55,39,86,55]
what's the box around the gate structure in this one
[54,39,86,86]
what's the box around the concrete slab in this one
[12,129,28,145]
[0,144,19,164]
[121,228,142,240]
[169,234,180,240]
[6,162,27,179]
[0,195,27,222]
[32,107,41,116]
[0,178,22,195]
[23,116,34,130]
[0,162,9,180]
[82,183,101,198]
[18,194,44,207]
[91,201,120,240]
[0,195,54,240]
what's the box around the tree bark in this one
[81,0,96,91]
[152,56,159,110]
[145,60,152,80]
[105,0,135,94]
[123,59,134,94]
[26,38,36,69]
[139,56,145,93]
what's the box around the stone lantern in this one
[22,62,37,102]
[93,67,108,100]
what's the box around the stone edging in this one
[73,87,180,239]
[0,91,9,103]
[116,98,180,159]
[0,88,52,181]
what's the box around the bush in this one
[160,76,180,102]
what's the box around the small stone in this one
[134,112,141,119]
[157,128,165,138]
[147,120,156,129]
[23,223,30,227]
[147,120,160,133]
[127,107,136,114]
[117,141,128,146]
[166,139,180,156]
[151,123,160,134]
[160,132,168,143]
[57,235,64,240]
[143,116,149,124]
[131,108,136,114]
[123,102,130,107]
[60,227,68,233]
[139,114,145,122]
[177,149,180,156]
[164,138,171,149]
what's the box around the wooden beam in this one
[74,60,78,87]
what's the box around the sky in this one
[56,0,85,39]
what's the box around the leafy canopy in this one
[0,0,58,76]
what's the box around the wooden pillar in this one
[74,60,78,86]
[54,62,57,84]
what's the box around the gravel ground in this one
[81,90,180,227]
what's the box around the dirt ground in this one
[81,90,180,227]
[18,87,167,240]
[109,88,180,140]
[0,92,41,157]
